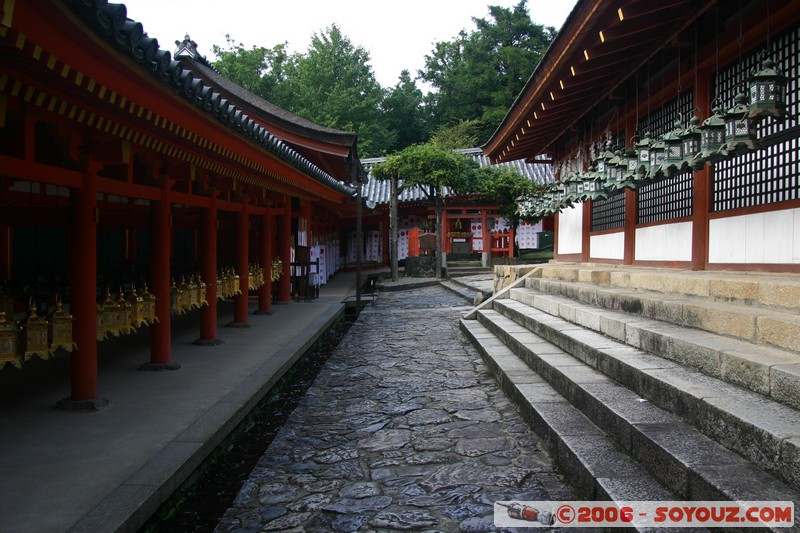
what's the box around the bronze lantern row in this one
[171,275,209,316]
[518,55,789,221]
[0,296,79,369]
[98,285,159,340]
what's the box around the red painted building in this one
[484,0,800,273]
[0,2,364,407]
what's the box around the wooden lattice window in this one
[591,191,626,231]
[637,171,694,224]
[712,22,800,212]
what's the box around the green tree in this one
[278,24,391,156]
[211,35,290,98]
[381,70,429,152]
[373,143,480,278]
[474,165,550,256]
[419,0,555,143]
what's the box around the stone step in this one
[537,263,800,313]
[489,297,800,495]
[463,312,800,524]
[447,268,492,278]
[525,276,800,355]
[438,279,477,304]
[458,319,695,513]
[510,286,800,410]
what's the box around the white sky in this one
[124,0,576,89]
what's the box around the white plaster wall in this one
[708,207,800,264]
[634,221,693,262]
[590,231,625,260]
[557,204,583,255]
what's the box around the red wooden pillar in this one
[143,180,180,370]
[277,197,291,302]
[58,166,107,409]
[256,210,272,314]
[229,200,250,327]
[195,194,222,344]
[692,70,712,271]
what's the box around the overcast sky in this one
[124,0,576,89]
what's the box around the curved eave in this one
[47,0,356,198]
[483,0,705,163]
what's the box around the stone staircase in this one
[446,259,492,279]
[460,263,800,528]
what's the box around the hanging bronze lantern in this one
[101,290,120,337]
[723,91,759,156]
[187,276,199,310]
[49,295,76,354]
[634,131,654,179]
[271,259,283,283]
[197,276,208,307]
[128,287,146,329]
[116,290,134,335]
[748,57,788,121]
[618,148,638,190]
[232,269,242,296]
[141,283,157,325]
[0,312,22,369]
[23,299,50,361]
[662,120,685,177]
[694,106,727,168]
[605,151,627,191]
[171,280,181,315]
[594,141,616,183]
[581,166,608,202]
[679,116,702,172]
[647,134,667,181]
[564,170,583,202]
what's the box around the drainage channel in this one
[139,307,359,533]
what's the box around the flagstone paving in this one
[214,286,580,532]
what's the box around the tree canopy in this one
[419,0,555,144]
[210,0,555,156]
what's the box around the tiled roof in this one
[360,148,553,206]
[65,4,356,197]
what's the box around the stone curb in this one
[376,279,441,292]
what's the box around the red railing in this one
[490,228,514,257]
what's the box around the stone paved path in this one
[215,286,577,532]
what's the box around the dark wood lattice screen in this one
[638,171,694,224]
[637,90,694,138]
[636,90,695,223]
[712,23,800,212]
[591,191,626,231]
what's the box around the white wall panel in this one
[635,222,692,262]
[590,231,624,260]
[709,207,800,264]
[557,204,583,255]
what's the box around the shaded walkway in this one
[216,286,574,532]
[0,273,357,533]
